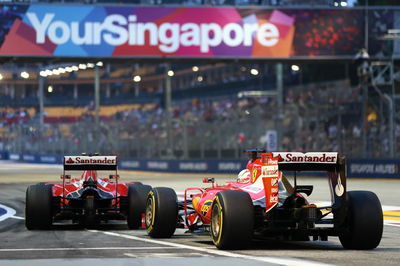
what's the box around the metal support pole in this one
[371,82,395,158]
[73,83,78,99]
[106,83,110,98]
[38,76,44,153]
[165,63,173,158]
[134,63,139,97]
[356,49,370,157]
[10,84,15,99]
[385,94,394,157]
[38,76,44,129]
[94,65,100,149]
[134,82,139,97]
[338,108,342,153]
[182,119,188,159]
[362,78,368,157]
[276,63,283,151]
[391,58,396,157]
[21,85,26,99]
[364,0,369,52]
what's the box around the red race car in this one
[25,155,151,229]
[145,150,383,250]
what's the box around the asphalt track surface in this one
[0,161,399,266]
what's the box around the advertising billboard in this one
[0,4,395,59]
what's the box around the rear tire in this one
[339,190,383,249]
[210,190,254,249]
[145,187,178,238]
[127,184,152,229]
[25,183,53,230]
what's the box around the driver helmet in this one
[237,169,251,183]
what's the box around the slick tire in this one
[25,183,53,230]
[210,190,254,250]
[145,187,178,238]
[339,190,383,250]
[127,184,152,229]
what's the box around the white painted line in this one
[0,204,16,222]
[0,247,177,252]
[10,216,24,220]
[382,205,400,211]
[384,220,400,227]
[124,252,207,258]
[88,230,332,266]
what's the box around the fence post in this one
[276,63,283,151]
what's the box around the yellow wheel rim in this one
[211,198,223,244]
[145,192,155,232]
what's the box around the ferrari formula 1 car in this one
[145,150,383,250]
[25,155,151,229]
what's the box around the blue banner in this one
[347,159,400,178]
[119,158,247,174]
[0,151,7,160]
[8,153,21,161]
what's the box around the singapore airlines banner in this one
[0,4,379,58]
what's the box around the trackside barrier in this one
[120,159,247,174]
[0,151,7,160]
[1,152,399,178]
[347,159,400,178]
[4,152,247,174]
[8,153,63,164]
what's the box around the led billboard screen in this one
[0,4,395,59]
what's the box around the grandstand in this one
[0,0,399,161]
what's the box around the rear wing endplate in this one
[63,156,118,171]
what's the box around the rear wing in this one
[267,152,346,212]
[271,152,342,171]
[63,156,118,171]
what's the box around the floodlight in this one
[291,65,300,71]
[250,68,259,75]
[20,71,29,79]
[133,75,141,82]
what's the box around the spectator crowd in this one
[1,79,398,159]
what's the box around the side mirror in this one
[60,175,71,180]
[202,178,215,183]
[109,174,120,180]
